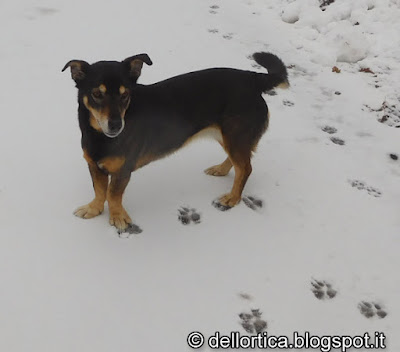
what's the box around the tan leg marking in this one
[217,134,253,208]
[218,159,252,207]
[204,157,232,176]
[107,175,131,231]
[74,150,109,219]
[99,84,107,93]
[204,140,232,176]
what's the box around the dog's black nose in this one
[108,119,122,133]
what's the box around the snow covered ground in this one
[0,0,399,350]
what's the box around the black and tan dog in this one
[63,52,288,233]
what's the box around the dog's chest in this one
[83,146,128,175]
[96,156,126,174]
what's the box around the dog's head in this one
[62,54,152,138]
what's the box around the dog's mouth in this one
[103,132,121,138]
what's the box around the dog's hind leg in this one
[217,148,252,208]
[204,141,233,176]
[213,113,264,209]
[74,154,108,219]
[204,157,232,176]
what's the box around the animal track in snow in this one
[118,223,142,237]
[246,55,262,69]
[36,7,58,15]
[321,125,337,134]
[349,180,382,197]
[330,137,345,145]
[287,64,310,78]
[358,301,388,319]
[242,196,263,211]
[311,279,337,300]
[209,5,219,14]
[238,292,253,301]
[320,0,336,11]
[24,6,59,20]
[222,33,234,40]
[251,62,262,69]
[379,103,400,128]
[239,309,268,334]
[283,100,295,107]
[178,207,201,225]
[364,101,400,128]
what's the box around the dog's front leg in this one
[107,172,132,232]
[74,162,108,219]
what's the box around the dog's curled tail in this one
[253,52,289,92]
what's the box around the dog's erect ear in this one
[62,60,90,82]
[122,54,153,80]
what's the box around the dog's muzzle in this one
[104,119,125,138]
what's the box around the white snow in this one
[325,22,370,63]
[0,0,399,351]
[281,1,303,24]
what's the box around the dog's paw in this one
[109,208,132,231]
[212,193,241,211]
[219,193,241,207]
[212,200,232,211]
[73,201,103,219]
[204,165,230,176]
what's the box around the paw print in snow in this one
[283,100,295,107]
[349,180,382,197]
[322,125,337,134]
[242,196,263,211]
[239,309,268,334]
[178,207,201,225]
[330,137,345,145]
[222,33,234,40]
[311,279,337,300]
[359,302,388,319]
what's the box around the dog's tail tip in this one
[277,80,290,89]
[252,52,289,91]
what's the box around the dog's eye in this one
[92,91,102,100]
[121,91,129,100]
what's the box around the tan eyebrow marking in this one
[99,84,107,93]
[119,86,126,95]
